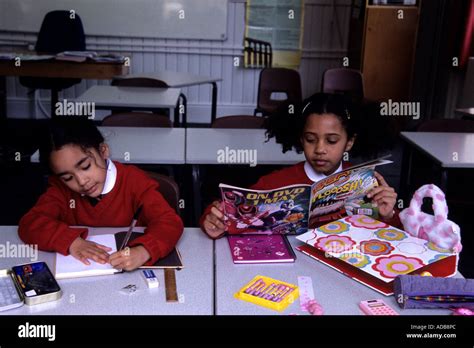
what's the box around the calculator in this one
[359,299,399,315]
[0,270,23,311]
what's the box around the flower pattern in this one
[345,215,388,229]
[315,235,356,254]
[360,239,394,256]
[425,241,453,254]
[428,254,450,264]
[339,253,371,268]
[372,254,424,278]
[317,221,350,235]
[375,228,407,241]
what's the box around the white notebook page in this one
[55,234,119,279]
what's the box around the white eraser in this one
[141,270,159,289]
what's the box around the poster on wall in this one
[245,0,304,69]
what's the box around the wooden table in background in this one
[0,58,129,119]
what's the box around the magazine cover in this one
[220,184,311,234]
[219,156,392,235]
[309,166,380,227]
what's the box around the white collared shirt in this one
[101,159,117,195]
[304,161,343,183]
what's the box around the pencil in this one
[119,205,143,251]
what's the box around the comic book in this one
[219,156,392,235]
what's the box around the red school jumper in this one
[19,161,183,265]
[199,161,401,236]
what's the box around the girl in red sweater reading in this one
[201,93,399,238]
[19,117,183,270]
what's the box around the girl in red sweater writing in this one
[19,117,183,270]
[201,93,399,238]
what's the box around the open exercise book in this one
[220,156,392,235]
[55,231,183,280]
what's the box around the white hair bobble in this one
[345,109,351,120]
[301,100,312,115]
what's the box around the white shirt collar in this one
[304,161,343,183]
[101,159,117,195]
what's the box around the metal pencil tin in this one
[0,262,62,311]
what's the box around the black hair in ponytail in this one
[265,92,396,159]
[39,116,105,170]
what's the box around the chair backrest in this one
[417,119,474,133]
[212,115,265,129]
[101,112,172,127]
[322,68,364,100]
[35,11,85,53]
[146,172,180,214]
[256,68,302,115]
[111,77,168,88]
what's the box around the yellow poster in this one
[245,0,304,69]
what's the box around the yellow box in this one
[234,275,299,312]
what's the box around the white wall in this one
[0,0,352,123]
[0,0,228,40]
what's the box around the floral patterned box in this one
[296,215,458,296]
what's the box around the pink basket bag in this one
[399,184,462,253]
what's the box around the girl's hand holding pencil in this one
[109,245,150,271]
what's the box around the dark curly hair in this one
[39,116,105,171]
[264,92,396,159]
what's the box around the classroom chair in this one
[211,115,265,129]
[101,112,172,128]
[111,77,167,88]
[322,68,364,101]
[255,68,302,117]
[19,10,86,117]
[111,77,187,127]
[146,172,180,214]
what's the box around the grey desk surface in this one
[31,127,185,164]
[75,85,181,108]
[100,127,185,164]
[0,227,213,315]
[186,128,306,165]
[114,71,222,87]
[215,236,456,315]
[401,132,474,168]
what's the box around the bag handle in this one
[407,184,448,221]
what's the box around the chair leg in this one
[51,89,59,118]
